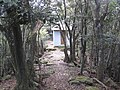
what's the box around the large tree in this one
[0,0,45,89]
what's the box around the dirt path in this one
[0,77,16,90]
[41,49,85,90]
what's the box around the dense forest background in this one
[0,0,120,90]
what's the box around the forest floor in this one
[40,49,85,90]
[0,49,85,90]
[38,41,86,90]
[1,41,118,90]
[0,76,16,90]
[0,41,85,90]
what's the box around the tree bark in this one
[12,23,33,90]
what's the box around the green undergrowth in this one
[40,61,56,66]
[68,75,93,85]
[85,86,99,90]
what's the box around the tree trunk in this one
[72,30,76,62]
[80,37,87,74]
[58,25,70,63]
[63,34,70,63]
[12,23,35,90]
[69,33,73,62]
[27,33,37,81]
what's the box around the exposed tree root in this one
[93,78,108,90]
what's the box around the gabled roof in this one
[52,25,65,31]
[51,23,72,31]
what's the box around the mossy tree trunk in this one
[1,22,36,90]
[12,23,35,90]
